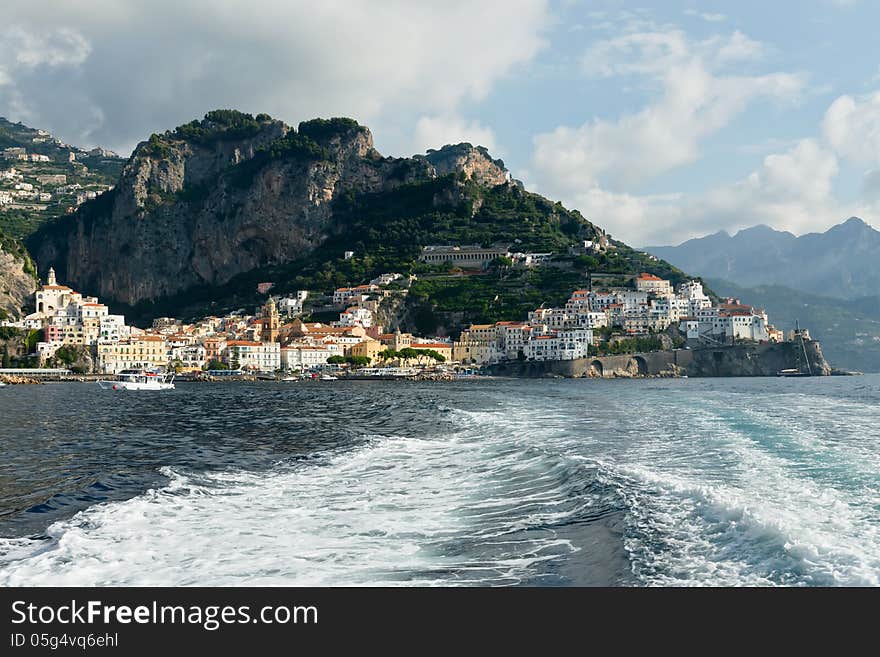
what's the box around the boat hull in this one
[96,380,175,391]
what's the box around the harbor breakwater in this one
[488,340,834,378]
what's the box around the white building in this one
[278,291,309,316]
[99,315,127,342]
[523,328,592,361]
[281,345,332,370]
[333,284,378,306]
[336,307,374,328]
[635,273,673,297]
[618,290,649,313]
[370,273,402,286]
[419,244,510,267]
[171,345,207,370]
[226,341,281,372]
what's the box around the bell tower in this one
[47,266,57,286]
[263,296,280,343]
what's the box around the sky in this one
[2,0,880,245]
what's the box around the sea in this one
[0,375,878,587]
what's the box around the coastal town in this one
[0,241,797,379]
[0,131,120,228]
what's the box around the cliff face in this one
[686,341,832,377]
[422,143,508,186]
[29,112,511,307]
[488,342,833,378]
[0,240,37,320]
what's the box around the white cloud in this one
[690,139,842,234]
[0,0,550,155]
[822,92,880,166]
[411,115,497,155]
[553,139,856,246]
[712,31,765,64]
[684,9,727,22]
[532,28,804,199]
[0,26,91,69]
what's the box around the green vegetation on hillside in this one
[141,110,276,157]
[224,131,330,190]
[0,117,124,239]
[173,110,273,145]
[109,171,702,334]
[298,117,362,142]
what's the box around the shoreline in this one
[0,342,859,385]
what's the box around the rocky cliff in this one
[488,341,833,378]
[685,340,832,377]
[0,234,37,320]
[29,111,513,307]
[422,143,509,186]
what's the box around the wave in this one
[0,404,620,586]
[596,394,880,587]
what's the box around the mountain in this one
[707,278,880,372]
[27,110,696,329]
[0,117,126,238]
[645,217,880,299]
[0,229,38,321]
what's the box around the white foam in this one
[598,394,880,586]
[0,415,590,586]
[4,381,878,587]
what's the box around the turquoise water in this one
[0,376,878,586]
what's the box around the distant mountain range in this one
[644,218,880,371]
[645,217,880,299]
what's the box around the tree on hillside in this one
[54,345,78,366]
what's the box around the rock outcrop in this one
[29,111,515,307]
[0,238,37,320]
[488,341,834,378]
[422,143,509,186]
[685,340,832,377]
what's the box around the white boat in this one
[96,370,175,391]
[320,374,338,381]
[0,381,6,387]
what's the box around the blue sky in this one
[3,0,879,244]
